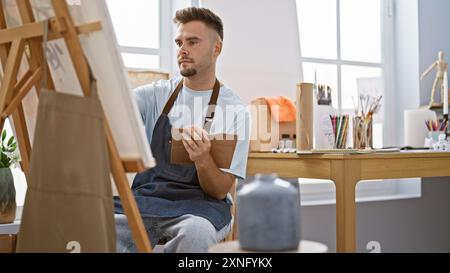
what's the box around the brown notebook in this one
[171,133,237,169]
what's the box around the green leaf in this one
[1,130,5,142]
[0,159,8,168]
[7,136,14,146]
[6,143,16,152]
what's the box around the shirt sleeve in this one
[133,84,155,123]
[220,106,251,180]
[132,80,173,145]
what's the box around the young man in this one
[114,7,250,253]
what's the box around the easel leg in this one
[0,55,33,175]
[0,39,25,113]
[0,27,32,176]
[14,0,56,143]
[51,0,90,95]
[104,122,153,253]
[0,4,32,175]
[17,0,55,92]
[0,39,25,137]
[11,105,31,173]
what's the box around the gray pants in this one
[115,214,232,253]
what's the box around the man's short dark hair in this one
[173,7,224,41]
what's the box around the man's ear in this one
[213,40,222,57]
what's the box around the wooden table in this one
[209,240,328,253]
[247,151,450,253]
[0,234,16,253]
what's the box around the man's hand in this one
[181,125,234,200]
[181,125,212,165]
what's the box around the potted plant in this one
[0,129,20,224]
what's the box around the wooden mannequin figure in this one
[420,51,448,108]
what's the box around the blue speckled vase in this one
[237,173,301,251]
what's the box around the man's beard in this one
[180,68,197,77]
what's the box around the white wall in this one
[418,0,450,106]
[200,0,303,104]
[394,0,450,146]
[394,0,420,146]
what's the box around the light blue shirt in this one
[133,77,250,179]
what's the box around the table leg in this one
[331,160,361,253]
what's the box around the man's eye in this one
[189,41,197,46]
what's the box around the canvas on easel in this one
[0,0,154,252]
[2,0,155,169]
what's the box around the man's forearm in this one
[195,154,234,200]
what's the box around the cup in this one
[353,116,373,149]
[428,131,445,142]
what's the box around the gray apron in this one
[115,79,231,230]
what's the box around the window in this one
[106,0,171,71]
[297,0,383,138]
[296,0,421,205]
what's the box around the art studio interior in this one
[0,0,449,254]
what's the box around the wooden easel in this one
[0,0,152,252]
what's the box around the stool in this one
[209,240,328,253]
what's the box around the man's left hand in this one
[181,125,212,165]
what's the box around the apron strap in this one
[162,79,184,115]
[203,79,220,133]
[162,78,221,133]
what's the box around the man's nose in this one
[178,45,189,56]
